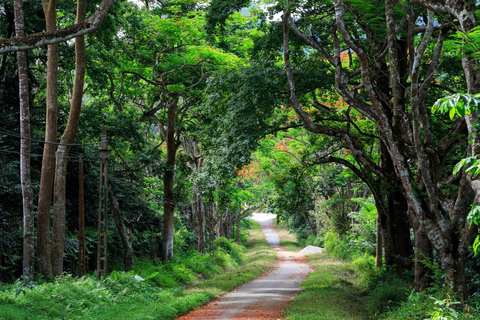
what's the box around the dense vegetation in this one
[1,0,480,318]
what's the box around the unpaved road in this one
[177,213,312,320]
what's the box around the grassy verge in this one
[0,221,276,320]
[276,220,303,252]
[284,253,372,320]
[187,220,276,297]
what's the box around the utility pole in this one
[78,154,86,277]
[97,127,109,279]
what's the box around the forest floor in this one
[177,213,313,320]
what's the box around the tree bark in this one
[236,215,241,244]
[196,186,206,253]
[375,213,383,268]
[14,0,34,280]
[0,0,114,54]
[51,0,86,276]
[36,0,58,278]
[410,217,433,291]
[108,180,134,270]
[183,136,206,254]
[161,94,179,261]
[380,190,413,276]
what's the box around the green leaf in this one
[473,236,480,256]
[143,271,159,280]
[453,157,476,175]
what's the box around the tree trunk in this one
[51,0,86,276]
[381,190,413,276]
[375,213,383,268]
[410,218,433,291]
[236,216,241,244]
[108,180,134,270]
[195,185,206,254]
[36,0,58,277]
[14,0,34,279]
[161,94,179,261]
[225,207,232,239]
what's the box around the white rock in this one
[133,275,145,282]
[299,245,324,254]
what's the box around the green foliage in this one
[323,231,357,261]
[433,93,480,119]
[444,25,480,61]
[0,222,276,319]
[383,291,479,320]
[431,93,480,257]
[348,197,377,255]
[205,0,251,35]
[214,236,244,264]
[367,278,409,316]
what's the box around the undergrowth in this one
[300,231,480,320]
[0,220,276,320]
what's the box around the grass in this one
[187,220,276,296]
[284,253,372,320]
[276,220,303,252]
[0,221,276,320]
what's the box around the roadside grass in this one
[188,220,276,296]
[276,220,303,252]
[284,253,372,320]
[0,221,276,320]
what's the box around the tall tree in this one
[13,0,34,279]
[162,93,179,260]
[51,0,87,276]
[36,0,59,277]
[281,0,470,298]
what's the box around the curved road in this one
[178,213,312,320]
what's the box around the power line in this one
[0,148,101,160]
[0,127,101,147]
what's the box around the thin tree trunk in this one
[162,94,179,261]
[375,213,383,268]
[108,180,134,270]
[236,215,241,244]
[225,207,232,239]
[36,0,58,277]
[14,0,34,279]
[196,186,206,254]
[51,0,86,276]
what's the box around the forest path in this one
[177,213,312,320]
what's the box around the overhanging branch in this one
[0,0,114,54]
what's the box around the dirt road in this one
[177,213,312,320]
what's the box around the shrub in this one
[214,237,243,264]
[367,278,409,316]
[324,231,357,261]
[183,253,219,276]
[305,234,323,247]
[214,250,234,269]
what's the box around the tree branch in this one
[0,0,114,54]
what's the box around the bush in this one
[183,253,219,276]
[214,249,235,269]
[214,237,243,264]
[305,234,323,247]
[367,278,409,316]
[323,231,357,261]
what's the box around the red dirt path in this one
[177,213,312,320]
